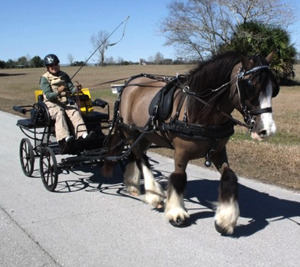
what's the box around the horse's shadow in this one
[184,178,300,237]
[53,161,300,237]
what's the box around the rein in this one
[182,65,272,130]
[87,73,173,89]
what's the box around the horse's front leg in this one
[165,152,189,227]
[212,147,239,235]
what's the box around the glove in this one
[76,84,82,91]
[57,85,65,94]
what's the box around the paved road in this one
[0,110,299,266]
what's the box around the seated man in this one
[40,54,94,144]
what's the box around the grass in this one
[1,65,299,191]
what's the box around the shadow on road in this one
[185,179,300,237]
[51,160,300,237]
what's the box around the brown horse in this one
[104,51,279,235]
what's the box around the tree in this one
[160,0,294,59]
[17,56,28,67]
[107,56,116,65]
[6,59,15,68]
[67,54,74,66]
[30,56,43,68]
[154,52,164,64]
[220,21,296,81]
[90,30,110,66]
[0,60,6,68]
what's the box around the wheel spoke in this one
[19,138,34,177]
[40,147,58,191]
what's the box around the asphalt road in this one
[0,110,299,267]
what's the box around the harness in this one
[111,65,274,165]
[236,65,273,129]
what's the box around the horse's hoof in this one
[214,221,233,235]
[155,202,164,210]
[169,217,190,228]
[127,186,140,196]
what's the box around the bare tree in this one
[160,0,294,59]
[90,30,110,66]
[67,53,74,66]
[220,0,294,25]
[154,52,164,64]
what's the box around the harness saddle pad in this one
[148,82,177,121]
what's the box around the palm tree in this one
[220,21,296,82]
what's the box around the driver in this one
[39,54,95,144]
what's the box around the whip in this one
[70,16,130,80]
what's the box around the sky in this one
[1,0,300,64]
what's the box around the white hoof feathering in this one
[165,189,189,222]
[215,198,239,234]
[124,161,141,196]
[142,164,165,207]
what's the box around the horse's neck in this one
[187,62,241,125]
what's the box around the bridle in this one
[236,65,273,130]
[182,64,275,131]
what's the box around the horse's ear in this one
[241,55,253,70]
[266,51,275,63]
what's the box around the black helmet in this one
[44,54,60,66]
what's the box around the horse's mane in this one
[186,51,243,123]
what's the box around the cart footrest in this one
[83,112,109,123]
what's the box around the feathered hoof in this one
[169,217,191,228]
[127,186,141,196]
[214,221,234,235]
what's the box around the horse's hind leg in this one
[124,154,165,207]
[213,148,239,235]
[124,159,141,196]
[138,157,165,208]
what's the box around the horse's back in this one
[120,76,166,126]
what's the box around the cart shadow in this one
[54,162,125,194]
[55,162,157,203]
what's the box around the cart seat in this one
[17,118,40,129]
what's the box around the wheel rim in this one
[40,147,58,191]
[19,138,34,177]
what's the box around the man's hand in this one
[58,85,65,93]
[75,82,82,91]
[77,84,82,90]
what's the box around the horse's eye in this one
[246,79,255,97]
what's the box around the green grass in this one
[231,130,300,146]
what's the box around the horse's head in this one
[233,52,280,141]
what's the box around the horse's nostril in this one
[259,130,267,137]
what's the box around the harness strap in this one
[159,120,235,140]
[251,107,272,115]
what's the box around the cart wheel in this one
[19,138,35,177]
[40,147,58,192]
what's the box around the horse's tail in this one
[101,125,125,177]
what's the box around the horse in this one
[103,51,279,235]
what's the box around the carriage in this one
[13,51,280,235]
[13,87,113,191]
